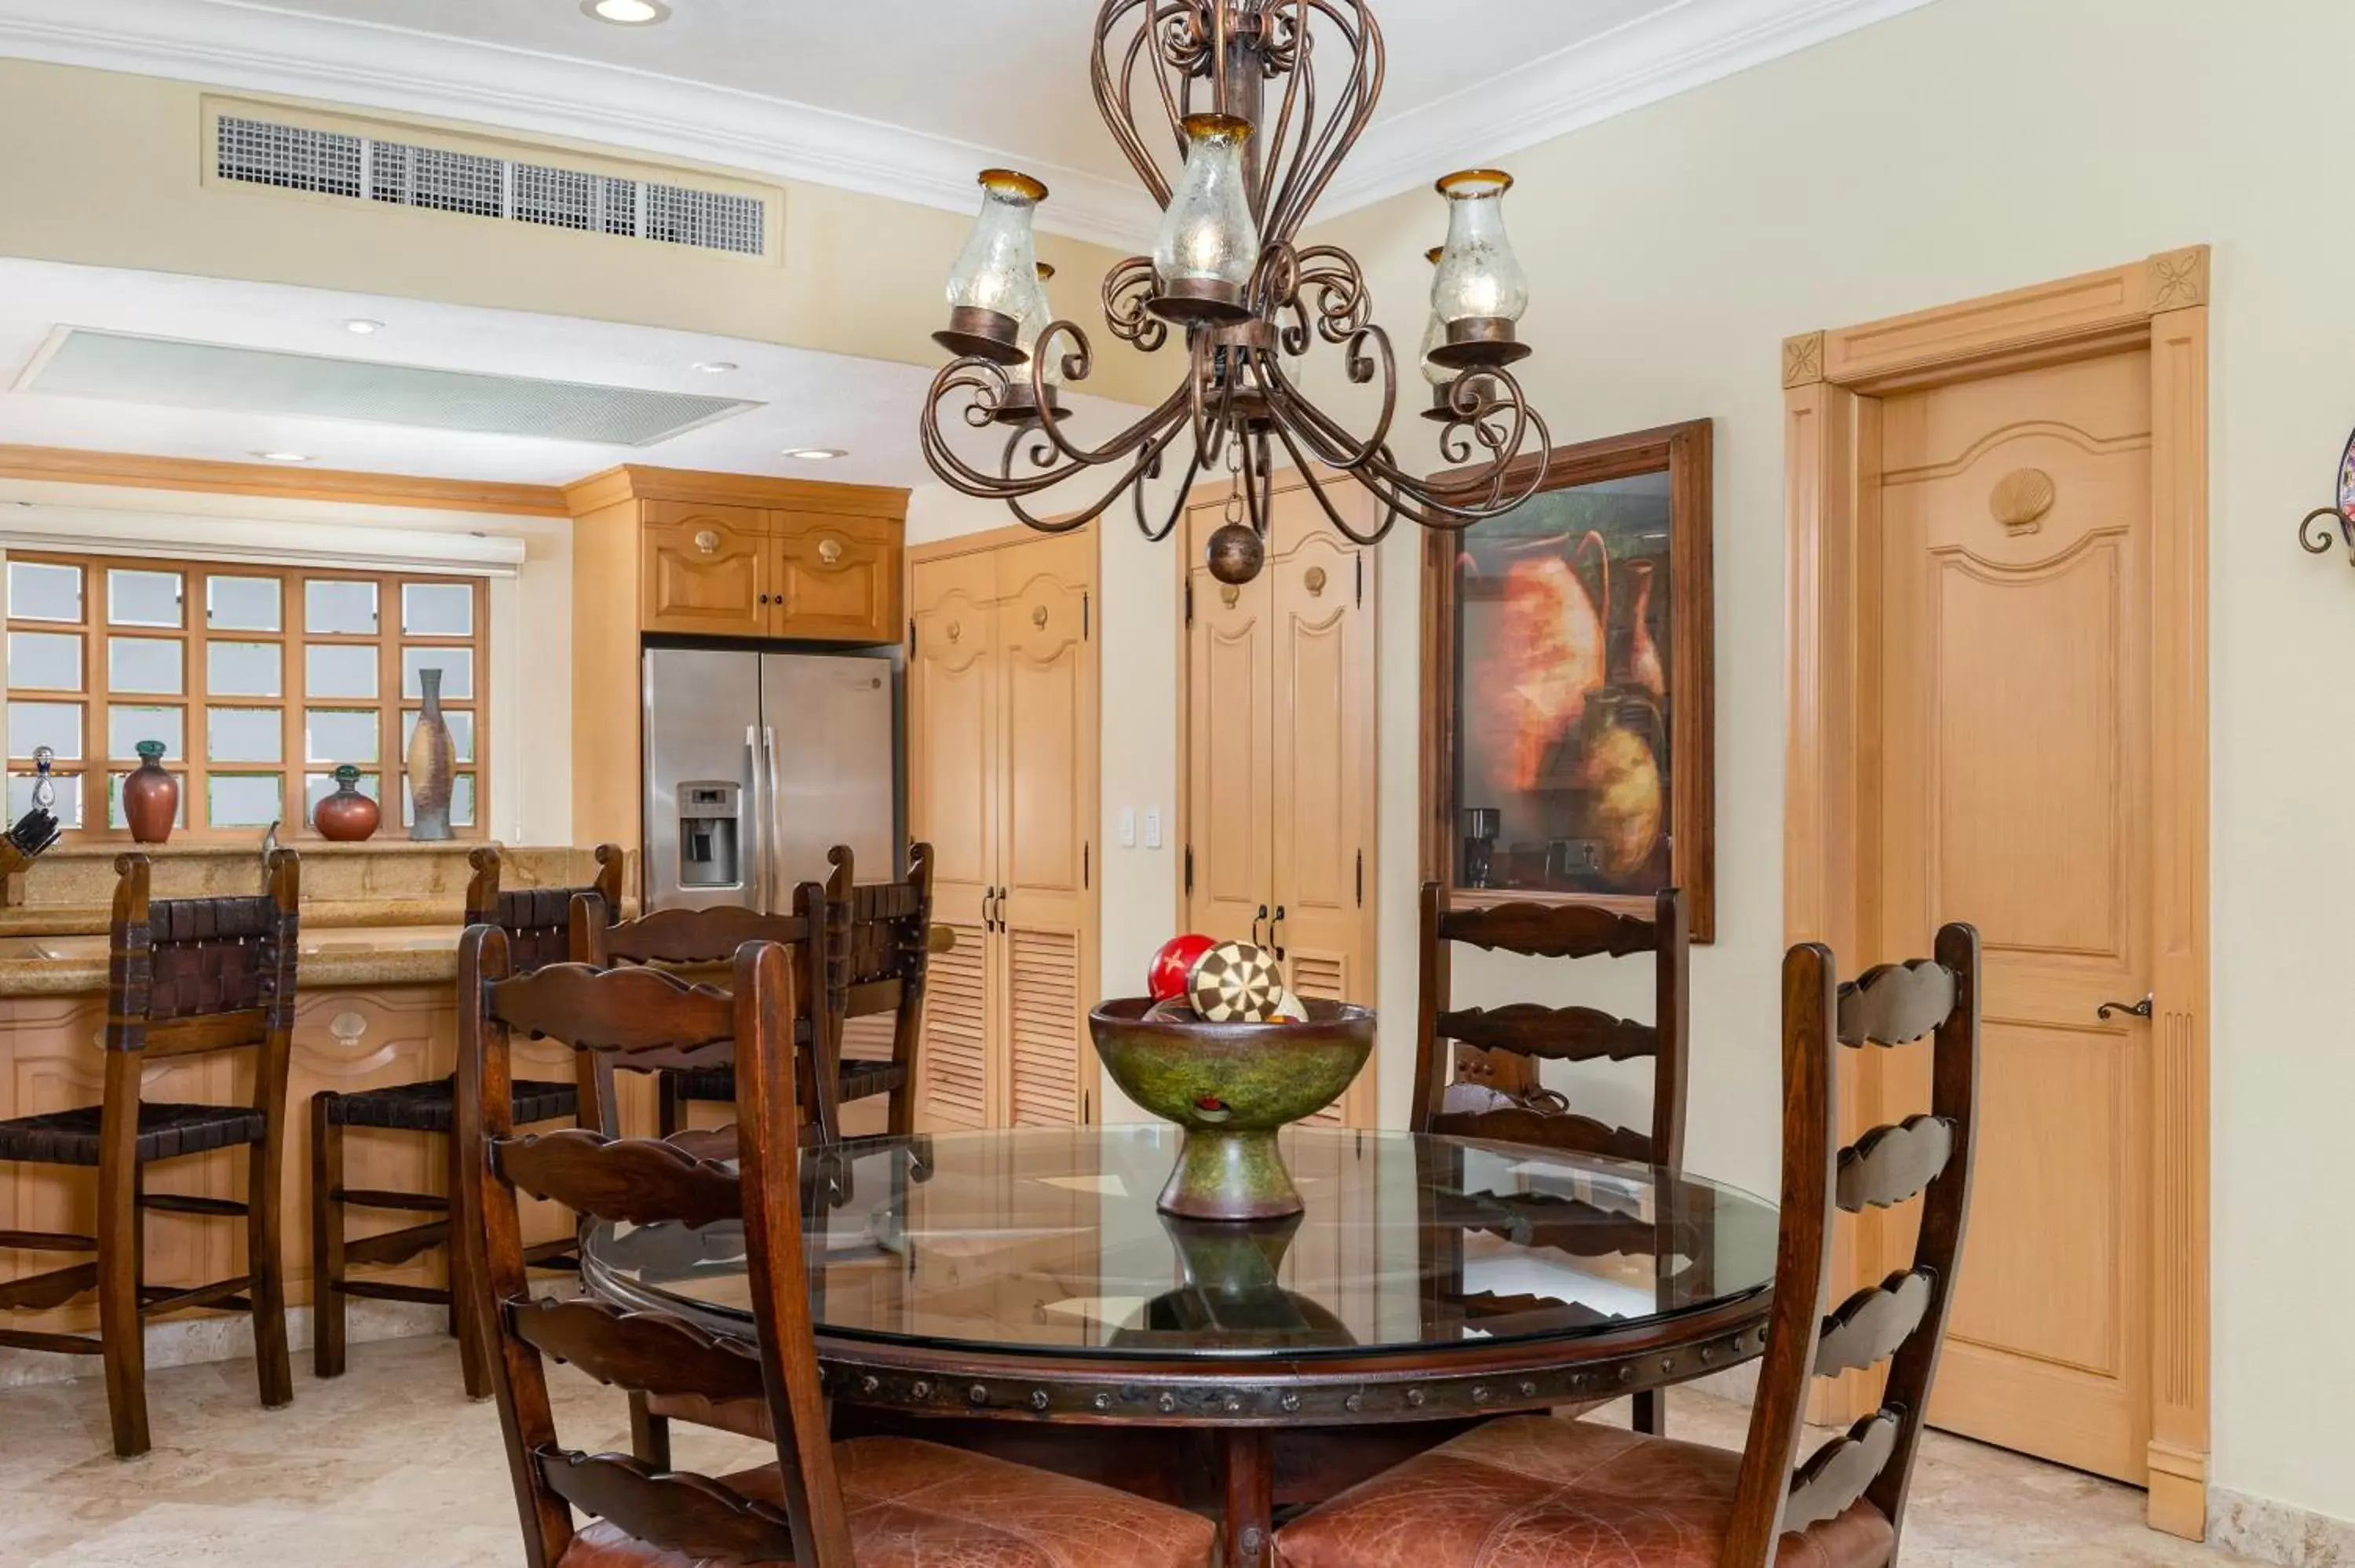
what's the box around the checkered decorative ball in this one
[1185,940,1288,1023]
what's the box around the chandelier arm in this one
[1094,0,1176,204]
[1002,416,1192,536]
[1188,332,1237,470]
[1258,327,1400,472]
[1019,324,1192,469]
[1135,445,1207,545]
[1256,0,1310,222]
[1260,416,1397,548]
[918,358,1185,500]
[1265,0,1381,242]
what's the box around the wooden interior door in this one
[994,533,1098,1126]
[641,501,769,637]
[1875,348,2155,1482]
[1182,505,1274,948]
[907,551,999,1132]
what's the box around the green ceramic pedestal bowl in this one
[1088,997,1376,1221]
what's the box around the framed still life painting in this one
[1422,419,1715,940]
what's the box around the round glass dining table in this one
[579,1124,1779,1562]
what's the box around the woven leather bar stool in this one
[309,844,621,1396]
[0,850,301,1459]
[655,843,937,1141]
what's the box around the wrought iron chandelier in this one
[921,0,1555,585]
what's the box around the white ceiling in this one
[0,257,1134,489]
[0,0,1941,246]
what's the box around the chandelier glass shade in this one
[922,0,1557,584]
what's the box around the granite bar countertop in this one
[0,924,463,997]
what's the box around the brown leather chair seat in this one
[1273,1417,1894,1568]
[560,1435,1215,1568]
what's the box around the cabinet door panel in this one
[996,532,1096,1126]
[642,502,769,637]
[774,514,899,644]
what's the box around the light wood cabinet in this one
[641,501,771,637]
[565,466,911,854]
[1181,476,1378,1125]
[907,527,1098,1131]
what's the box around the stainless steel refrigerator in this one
[642,647,900,913]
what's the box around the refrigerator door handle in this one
[745,726,769,914]
[762,725,783,917]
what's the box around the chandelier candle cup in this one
[1150,115,1261,324]
[937,170,1050,365]
[998,263,1068,425]
[1429,170,1533,370]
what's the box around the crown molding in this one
[0,0,1162,251]
[1316,0,1943,221]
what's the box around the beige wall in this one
[0,58,1164,406]
[1305,0,2353,1535]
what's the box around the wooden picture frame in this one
[1422,419,1715,941]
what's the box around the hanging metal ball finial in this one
[1205,522,1265,585]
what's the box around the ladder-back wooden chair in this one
[1413,884,1690,1432]
[309,844,622,1395]
[1275,924,1982,1568]
[455,927,1216,1568]
[0,850,300,1457]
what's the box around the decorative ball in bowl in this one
[1089,997,1375,1221]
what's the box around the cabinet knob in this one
[818,537,843,566]
[693,529,720,555]
[1031,603,1049,629]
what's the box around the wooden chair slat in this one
[1783,1408,1903,1533]
[1435,1002,1659,1063]
[1427,1107,1654,1165]
[487,965,736,1054]
[1837,1114,1955,1212]
[492,1128,740,1229]
[1432,899,1660,959]
[1814,1269,1935,1380]
[341,1221,448,1270]
[510,1297,765,1406]
[1433,1187,1700,1261]
[598,905,812,965]
[533,1449,800,1564]
[141,1010,271,1058]
[842,976,903,1019]
[1446,1291,1624,1329]
[0,1261,100,1311]
[1835,960,1957,1047]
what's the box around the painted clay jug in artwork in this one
[1623,558,1667,702]
[313,764,381,842]
[1575,691,1664,884]
[1474,530,1610,794]
[122,739,178,844]
[405,668,457,842]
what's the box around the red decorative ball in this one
[1148,933,1218,1001]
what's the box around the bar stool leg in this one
[312,1099,347,1380]
[248,1121,293,1410]
[449,1125,491,1401]
[97,1140,150,1459]
[629,1392,672,1471]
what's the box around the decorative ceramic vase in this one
[405,668,457,842]
[122,740,177,845]
[313,764,381,842]
[1089,997,1375,1222]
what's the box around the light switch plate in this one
[1118,807,1137,848]
[1144,808,1163,850]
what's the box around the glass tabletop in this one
[581,1125,1777,1364]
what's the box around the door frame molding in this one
[1781,246,2211,1539]
[1171,466,1382,1127]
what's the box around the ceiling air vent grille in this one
[214,112,768,257]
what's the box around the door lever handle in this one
[2096,993,2154,1021]
[1252,904,1269,948]
[1270,904,1287,962]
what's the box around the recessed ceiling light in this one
[784,447,847,462]
[582,0,670,24]
[694,360,739,374]
[254,451,313,464]
[343,318,384,335]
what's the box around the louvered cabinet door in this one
[995,532,1097,1125]
[1268,488,1378,1125]
[908,552,1000,1131]
[1182,506,1276,948]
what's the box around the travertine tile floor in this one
[0,1338,2263,1566]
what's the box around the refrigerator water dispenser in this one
[676,781,743,888]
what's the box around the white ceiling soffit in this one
[0,0,1936,249]
[26,328,761,447]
